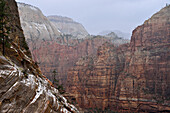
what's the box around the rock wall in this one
[66,5,170,112]
[18,3,129,85]
[29,36,112,84]
[27,35,128,85]
[67,42,128,110]
[0,0,78,112]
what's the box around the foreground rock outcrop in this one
[66,5,170,112]
[0,0,78,112]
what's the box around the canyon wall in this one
[66,5,170,112]
[0,0,78,112]
[16,2,170,112]
[18,3,129,85]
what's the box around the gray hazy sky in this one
[16,0,170,35]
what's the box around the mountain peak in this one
[47,15,89,39]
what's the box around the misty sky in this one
[16,0,169,35]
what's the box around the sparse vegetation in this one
[22,40,29,50]
[52,70,65,94]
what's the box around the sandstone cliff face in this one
[48,16,89,39]
[66,5,170,112]
[29,36,114,84]
[67,42,129,110]
[18,3,129,86]
[18,3,61,41]
[0,1,78,112]
[18,3,85,46]
[26,34,128,86]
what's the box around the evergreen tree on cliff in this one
[0,0,10,56]
[52,70,65,94]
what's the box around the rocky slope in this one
[48,16,89,39]
[66,5,170,112]
[18,3,129,85]
[0,0,78,112]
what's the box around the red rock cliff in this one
[29,36,111,84]
[18,3,129,86]
[66,5,170,112]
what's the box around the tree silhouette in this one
[52,70,65,94]
[0,0,10,56]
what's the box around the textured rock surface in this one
[67,42,129,110]
[29,36,114,84]
[48,16,89,39]
[27,34,129,86]
[0,1,78,113]
[66,5,170,112]
[18,3,61,41]
[18,3,129,86]
[0,55,78,113]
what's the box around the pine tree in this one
[52,70,65,94]
[0,0,10,56]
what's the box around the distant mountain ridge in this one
[99,30,131,39]
[48,15,89,39]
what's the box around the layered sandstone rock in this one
[0,1,78,112]
[26,34,128,85]
[67,42,129,110]
[66,5,170,112]
[29,36,114,84]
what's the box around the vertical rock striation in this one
[66,5,170,112]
